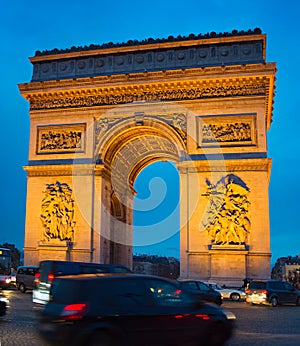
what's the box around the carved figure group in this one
[40,181,76,242]
[202,174,250,245]
[40,130,82,151]
[202,122,251,143]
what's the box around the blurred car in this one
[38,273,235,346]
[177,279,223,305]
[9,270,17,287]
[205,283,246,301]
[245,279,300,307]
[33,260,132,305]
[0,292,8,316]
[16,266,39,293]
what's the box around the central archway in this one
[96,112,187,267]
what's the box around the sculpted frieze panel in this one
[37,124,86,154]
[40,181,76,242]
[201,174,251,246]
[29,80,267,110]
[197,113,256,147]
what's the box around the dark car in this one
[16,265,39,293]
[245,279,300,307]
[178,279,223,305]
[33,260,132,305]
[38,274,235,346]
[0,292,8,316]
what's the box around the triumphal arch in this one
[19,28,276,284]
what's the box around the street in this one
[0,288,300,345]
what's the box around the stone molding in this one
[23,163,106,177]
[178,158,272,174]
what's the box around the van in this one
[245,279,300,307]
[32,260,132,304]
[16,266,39,293]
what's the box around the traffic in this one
[1,258,300,346]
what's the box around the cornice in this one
[19,64,276,128]
[19,63,275,92]
[23,163,105,177]
[178,158,272,174]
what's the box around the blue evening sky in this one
[0,0,299,266]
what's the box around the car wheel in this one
[19,283,26,293]
[88,330,114,346]
[271,297,278,307]
[230,293,240,301]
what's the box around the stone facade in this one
[19,29,276,285]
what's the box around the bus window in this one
[0,248,11,289]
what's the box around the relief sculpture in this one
[202,174,250,246]
[202,122,252,143]
[40,181,76,242]
[37,125,85,154]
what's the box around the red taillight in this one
[34,272,40,285]
[61,303,88,320]
[245,289,250,294]
[195,314,210,320]
[48,273,55,283]
[260,290,268,295]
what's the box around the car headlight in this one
[0,297,9,303]
[5,278,11,284]
[223,309,236,320]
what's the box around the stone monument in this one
[19,28,276,285]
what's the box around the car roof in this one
[55,273,176,282]
[178,279,206,283]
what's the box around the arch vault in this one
[19,29,276,285]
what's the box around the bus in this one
[0,248,11,289]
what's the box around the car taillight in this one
[34,272,40,285]
[260,290,268,295]
[61,303,88,320]
[245,289,250,294]
[48,273,55,283]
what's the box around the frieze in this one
[202,122,251,143]
[37,124,86,154]
[29,79,267,111]
[197,113,256,147]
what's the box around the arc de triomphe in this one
[19,28,276,284]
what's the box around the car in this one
[38,273,235,346]
[16,266,39,293]
[245,279,300,307]
[0,292,8,316]
[33,260,132,304]
[205,283,246,301]
[178,279,223,305]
